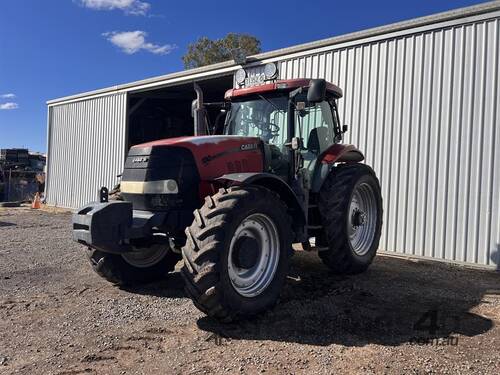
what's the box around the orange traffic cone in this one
[31,192,41,209]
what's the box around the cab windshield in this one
[225,94,289,147]
[225,92,339,155]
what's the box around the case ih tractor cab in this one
[73,64,382,321]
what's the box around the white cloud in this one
[80,0,150,15]
[103,31,176,55]
[0,102,19,110]
[1,93,16,99]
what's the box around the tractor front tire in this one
[86,245,180,286]
[318,163,382,274]
[181,186,292,322]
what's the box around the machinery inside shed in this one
[126,75,234,148]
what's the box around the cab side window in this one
[296,100,336,155]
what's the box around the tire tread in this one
[182,185,292,322]
[318,163,382,274]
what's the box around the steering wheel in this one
[241,117,279,135]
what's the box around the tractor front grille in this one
[121,146,200,211]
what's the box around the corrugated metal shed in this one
[45,94,127,208]
[46,1,500,268]
[244,12,500,269]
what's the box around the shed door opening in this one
[127,75,234,148]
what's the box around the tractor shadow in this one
[121,269,186,299]
[197,251,498,347]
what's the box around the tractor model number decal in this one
[244,73,265,87]
[202,145,258,165]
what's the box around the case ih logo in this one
[241,143,257,151]
[132,157,149,163]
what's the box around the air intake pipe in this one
[192,83,208,136]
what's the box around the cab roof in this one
[224,79,343,100]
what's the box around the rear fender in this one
[216,172,306,234]
[311,144,365,192]
[319,144,364,164]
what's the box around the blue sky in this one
[0,0,487,152]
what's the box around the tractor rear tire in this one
[181,186,292,322]
[318,163,382,274]
[86,245,180,286]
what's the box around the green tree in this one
[182,33,261,69]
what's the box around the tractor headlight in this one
[235,68,246,86]
[121,179,179,194]
[264,62,278,80]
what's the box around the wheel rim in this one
[348,182,378,256]
[228,213,280,297]
[121,245,168,268]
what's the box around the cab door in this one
[295,99,338,175]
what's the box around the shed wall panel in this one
[45,93,127,208]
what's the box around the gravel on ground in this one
[0,206,499,374]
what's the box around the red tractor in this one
[73,77,383,322]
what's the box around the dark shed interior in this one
[126,75,234,148]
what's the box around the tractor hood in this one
[121,135,265,211]
[130,135,264,181]
[135,135,261,150]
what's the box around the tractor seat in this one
[302,127,329,171]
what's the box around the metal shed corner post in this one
[45,92,128,209]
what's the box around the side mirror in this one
[307,79,327,103]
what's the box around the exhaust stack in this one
[192,83,207,136]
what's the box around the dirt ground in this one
[0,207,499,374]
